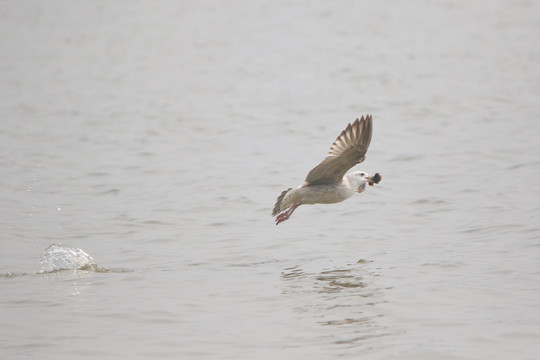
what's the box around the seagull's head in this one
[348,171,371,193]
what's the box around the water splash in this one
[1,245,128,278]
[40,244,98,273]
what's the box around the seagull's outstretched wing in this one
[305,115,373,185]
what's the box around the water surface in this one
[1,1,540,359]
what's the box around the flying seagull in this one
[272,115,381,225]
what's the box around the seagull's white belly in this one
[299,183,356,205]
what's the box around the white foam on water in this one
[40,244,97,273]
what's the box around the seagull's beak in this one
[367,177,374,186]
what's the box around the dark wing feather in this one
[305,115,372,185]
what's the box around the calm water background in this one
[1,1,540,359]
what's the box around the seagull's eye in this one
[360,173,364,176]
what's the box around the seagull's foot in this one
[275,202,300,225]
[275,212,290,225]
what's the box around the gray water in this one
[1,1,540,359]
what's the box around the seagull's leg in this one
[275,202,300,225]
[275,211,289,225]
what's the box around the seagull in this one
[272,115,381,225]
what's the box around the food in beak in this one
[368,172,382,186]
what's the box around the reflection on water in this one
[316,268,368,291]
[281,260,393,347]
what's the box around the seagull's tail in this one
[272,188,292,216]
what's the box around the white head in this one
[347,171,371,193]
